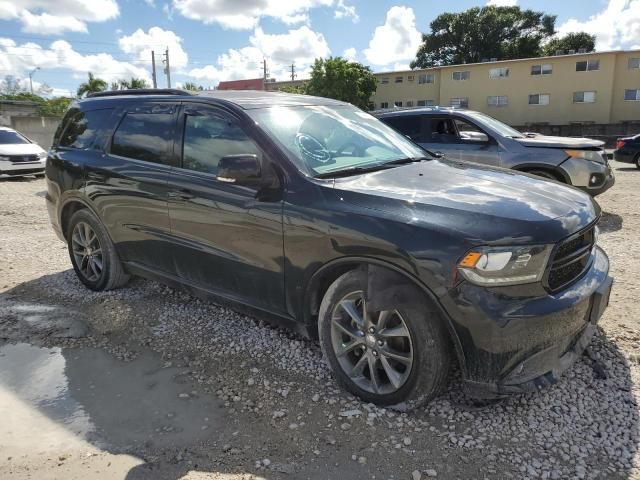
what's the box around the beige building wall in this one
[268,49,640,126]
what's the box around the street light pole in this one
[28,67,40,94]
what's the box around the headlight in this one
[564,149,605,164]
[457,245,553,286]
[38,151,47,159]
[0,155,9,161]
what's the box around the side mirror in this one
[460,131,489,143]
[217,154,261,186]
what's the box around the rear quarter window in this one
[58,108,114,150]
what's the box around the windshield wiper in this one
[315,157,428,179]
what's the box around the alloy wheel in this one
[71,221,103,282]
[330,290,414,395]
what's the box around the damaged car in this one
[45,90,613,408]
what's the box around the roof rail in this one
[87,88,192,98]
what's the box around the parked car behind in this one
[0,126,47,178]
[46,90,612,408]
[374,107,614,196]
[614,134,640,168]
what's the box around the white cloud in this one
[334,0,358,22]
[188,25,330,84]
[486,0,517,6]
[0,0,118,33]
[19,11,88,34]
[342,47,356,61]
[364,6,422,67]
[172,0,332,29]
[119,27,188,71]
[557,0,640,51]
[0,38,151,85]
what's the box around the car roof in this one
[79,89,349,110]
[373,106,472,118]
[0,126,17,132]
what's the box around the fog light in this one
[590,175,599,185]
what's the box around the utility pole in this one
[151,50,158,89]
[163,48,171,88]
[28,67,40,94]
[262,58,268,89]
[290,63,296,81]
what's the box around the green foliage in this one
[302,57,377,110]
[411,6,557,67]
[542,32,596,56]
[77,72,108,97]
[183,82,204,91]
[277,84,306,94]
[39,97,73,117]
[111,78,149,90]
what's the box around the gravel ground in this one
[0,161,639,480]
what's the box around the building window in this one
[573,91,596,103]
[394,101,403,107]
[416,99,435,107]
[450,97,469,108]
[531,64,552,75]
[406,100,414,107]
[489,67,509,79]
[576,60,599,72]
[418,73,434,84]
[380,77,389,84]
[629,58,640,69]
[528,94,550,105]
[624,89,640,101]
[380,102,389,109]
[407,75,415,81]
[395,76,403,83]
[452,71,470,81]
[487,95,508,107]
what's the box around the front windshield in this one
[465,111,524,138]
[248,105,427,177]
[0,130,29,145]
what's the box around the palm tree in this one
[76,72,107,97]
[128,77,148,89]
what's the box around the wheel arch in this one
[304,257,466,372]
[59,197,98,241]
[512,163,570,184]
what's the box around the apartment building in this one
[269,49,640,128]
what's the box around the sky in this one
[0,0,639,97]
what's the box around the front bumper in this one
[440,246,611,398]
[559,156,614,196]
[0,158,46,176]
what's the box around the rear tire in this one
[634,153,640,170]
[318,270,451,409]
[67,209,130,291]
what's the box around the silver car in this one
[375,107,614,196]
[0,127,47,178]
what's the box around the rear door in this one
[167,103,286,313]
[86,102,178,274]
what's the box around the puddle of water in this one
[0,343,226,457]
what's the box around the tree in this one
[39,97,73,117]
[277,84,306,94]
[111,78,149,90]
[183,82,204,91]
[302,57,377,110]
[543,32,596,56]
[411,6,556,68]
[76,72,108,97]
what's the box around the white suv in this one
[0,127,47,177]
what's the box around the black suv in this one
[46,90,612,408]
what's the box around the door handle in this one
[168,189,195,200]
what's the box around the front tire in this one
[635,153,640,170]
[318,270,451,408]
[67,209,129,291]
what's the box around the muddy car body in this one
[45,90,612,407]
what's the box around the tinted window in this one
[0,130,29,145]
[383,115,424,142]
[182,114,261,175]
[59,108,113,149]
[111,112,174,164]
[428,118,458,143]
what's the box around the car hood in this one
[514,135,604,149]
[0,143,46,155]
[332,159,597,244]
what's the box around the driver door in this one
[167,103,286,313]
